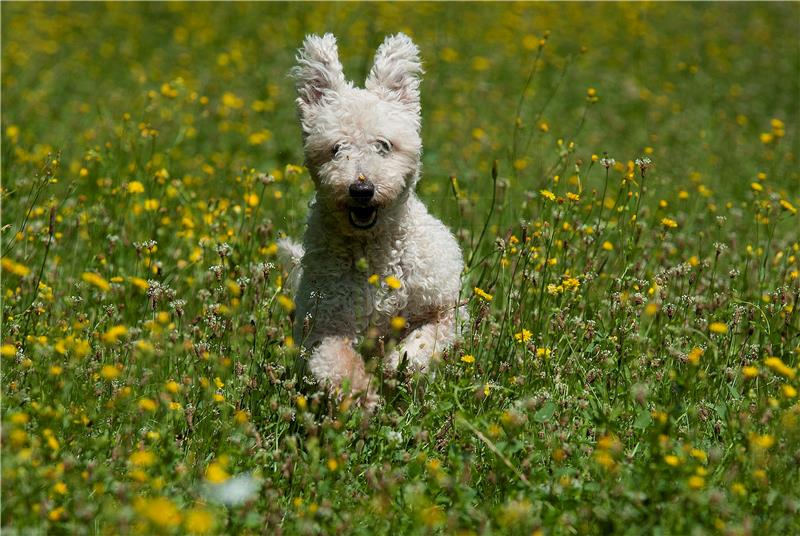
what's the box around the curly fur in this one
[287,33,464,407]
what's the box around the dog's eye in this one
[331,143,344,158]
[373,139,392,156]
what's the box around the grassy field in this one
[2,2,799,534]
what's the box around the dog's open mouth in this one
[348,206,378,229]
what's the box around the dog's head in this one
[291,33,423,234]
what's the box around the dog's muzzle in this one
[348,177,378,229]
[348,206,378,229]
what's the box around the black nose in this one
[349,179,375,204]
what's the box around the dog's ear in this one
[291,34,347,127]
[365,33,423,111]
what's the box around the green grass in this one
[2,2,799,534]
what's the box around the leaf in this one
[633,409,652,430]
[534,401,556,423]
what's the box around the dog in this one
[282,33,464,407]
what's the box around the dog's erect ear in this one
[365,33,423,110]
[291,34,347,119]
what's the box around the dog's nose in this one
[349,178,375,205]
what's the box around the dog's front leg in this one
[385,309,458,372]
[308,336,372,392]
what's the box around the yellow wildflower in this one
[81,272,110,291]
[514,329,532,343]
[779,199,797,214]
[127,181,145,194]
[742,365,759,379]
[688,476,705,489]
[134,497,182,528]
[764,356,796,379]
[384,275,402,290]
[184,508,215,534]
[461,354,475,364]
[129,450,157,467]
[473,287,493,302]
[101,325,128,344]
[390,316,406,330]
[687,347,703,366]
[709,322,728,334]
[1,258,30,277]
[138,398,157,412]
[661,217,678,229]
[277,295,295,312]
[205,461,230,484]
[539,189,556,201]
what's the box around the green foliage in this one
[2,2,799,534]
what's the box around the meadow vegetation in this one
[2,2,799,534]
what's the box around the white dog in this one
[282,33,463,406]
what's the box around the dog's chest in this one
[350,240,410,331]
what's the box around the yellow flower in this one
[688,475,705,489]
[709,322,728,334]
[1,344,17,358]
[473,287,493,302]
[664,455,680,467]
[184,508,216,534]
[461,354,475,364]
[687,347,703,366]
[602,241,614,251]
[101,325,128,344]
[539,189,556,201]
[764,356,796,379]
[384,275,402,290]
[143,198,160,211]
[1,258,30,277]
[222,92,244,109]
[514,329,532,343]
[390,316,406,330]
[129,450,157,467]
[205,461,230,484]
[660,217,678,229]
[277,295,295,312]
[138,398,157,412]
[750,433,774,449]
[780,199,797,214]
[471,56,490,71]
[690,449,708,463]
[127,180,145,194]
[367,274,379,285]
[296,395,307,410]
[742,365,759,379]
[243,192,259,207]
[128,276,150,291]
[81,272,110,292]
[781,384,797,398]
[134,497,182,528]
[750,182,763,192]
[100,364,120,380]
[327,458,339,471]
